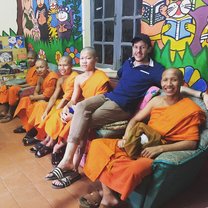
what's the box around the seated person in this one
[45,34,208,189]
[0,50,38,124]
[32,47,110,163]
[24,55,78,148]
[13,59,59,145]
[79,68,206,207]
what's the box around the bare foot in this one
[100,193,119,207]
[58,159,75,171]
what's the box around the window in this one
[91,0,142,70]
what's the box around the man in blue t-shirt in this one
[46,34,208,187]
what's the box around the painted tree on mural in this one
[16,0,23,35]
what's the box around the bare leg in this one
[0,104,14,123]
[0,103,8,116]
[73,139,87,170]
[45,136,56,148]
[52,141,66,153]
[100,183,119,207]
[40,135,51,145]
[57,141,79,171]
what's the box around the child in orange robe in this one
[13,58,58,145]
[0,51,38,124]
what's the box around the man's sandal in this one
[79,191,102,208]
[51,171,81,189]
[45,167,73,181]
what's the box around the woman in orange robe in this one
[80,68,206,207]
[36,47,110,164]
[0,50,38,123]
[13,59,58,145]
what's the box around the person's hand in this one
[60,107,73,123]
[29,95,35,101]
[117,137,126,148]
[140,146,163,159]
[203,93,208,110]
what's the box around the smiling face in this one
[161,68,184,97]
[79,47,97,72]
[58,56,72,76]
[132,40,151,64]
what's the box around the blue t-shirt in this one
[105,57,164,113]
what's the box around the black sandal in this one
[51,145,66,166]
[52,171,81,189]
[35,145,53,158]
[13,126,26,133]
[51,152,64,166]
[22,136,39,146]
[30,142,44,153]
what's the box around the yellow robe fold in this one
[43,69,110,141]
[83,97,206,200]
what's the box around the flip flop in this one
[79,191,102,208]
[22,136,39,146]
[35,145,53,158]
[51,171,81,189]
[45,167,73,181]
[13,126,26,133]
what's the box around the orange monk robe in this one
[13,71,58,132]
[44,69,110,141]
[148,98,206,141]
[0,66,38,105]
[83,98,206,200]
[29,71,78,138]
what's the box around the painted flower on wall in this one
[64,46,80,65]
[179,66,207,92]
[55,51,62,63]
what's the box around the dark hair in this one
[131,33,151,48]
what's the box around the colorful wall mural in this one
[16,0,82,65]
[141,0,208,91]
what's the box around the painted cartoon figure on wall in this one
[56,5,74,40]
[31,18,41,41]
[35,0,49,41]
[200,18,208,48]
[47,0,58,41]
[189,0,208,54]
[22,0,35,37]
[160,0,196,61]
[141,0,167,47]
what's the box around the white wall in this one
[0,0,17,34]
